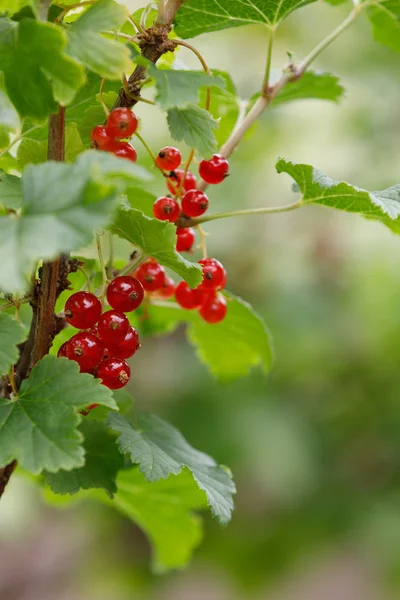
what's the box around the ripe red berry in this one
[90,125,113,150]
[167,169,197,195]
[176,227,195,252]
[153,196,181,223]
[97,357,131,390]
[106,107,138,138]
[199,258,227,290]
[199,154,229,184]
[57,341,70,358]
[97,310,129,344]
[107,140,137,162]
[108,326,140,359]
[64,292,102,329]
[66,332,102,372]
[135,260,166,292]
[106,276,144,312]
[175,281,207,310]
[181,190,209,218]
[157,275,175,299]
[156,146,182,171]
[199,294,227,323]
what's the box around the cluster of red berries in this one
[152,147,229,253]
[90,107,138,162]
[58,275,144,389]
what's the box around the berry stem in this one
[121,74,156,105]
[196,224,208,259]
[77,265,92,292]
[134,131,158,164]
[0,296,32,312]
[178,148,195,196]
[99,77,110,117]
[189,200,303,226]
[173,39,212,110]
[106,232,114,280]
[54,1,96,24]
[96,233,109,301]
[127,15,144,33]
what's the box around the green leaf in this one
[272,71,345,105]
[145,293,274,382]
[276,158,400,233]
[167,104,218,157]
[367,0,400,53]
[199,70,240,145]
[0,84,20,149]
[0,18,85,121]
[0,312,25,375]
[108,412,236,526]
[0,355,117,474]
[44,420,124,498]
[126,187,156,217]
[67,0,132,79]
[174,0,317,37]
[110,206,202,288]
[0,151,151,293]
[113,467,206,571]
[0,169,21,209]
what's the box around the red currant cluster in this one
[57,275,144,389]
[90,107,139,162]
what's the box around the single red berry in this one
[175,281,207,310]
[156,146,182,171]
[136,260,166,292]
[176,227,195,252]
[106,107,138,139]
[106,276,144,312]
[199,154,229,184]
[57,341,70,358]
[66,332,102,373]
[107,140,137,162]
[64,292,102,329]
[90,125,114,150]
[108,326,140,359]
[181,190,209,218]
[97,357,131,390]
[198,258,227,290]
[153,196,181,223]
[167,169,197,195]
[199,293,227,324]
[97,310,129,344]
[157,275,175,299]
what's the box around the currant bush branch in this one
[188,200,303,226]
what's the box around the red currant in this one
[199,258,227,290]
[97,358,131,390]
[90,125,113,150]
[106,107,138,139]
[66,332,102,372]
[153,196,181,223]
[106,276,144,312]
[108,326,140,359]
[57,341,70,358]
[135,260,166,292]
[199,293,227,323]
[64,292,102,329]
[156,146,182,171]
[107,141,137,162]
[167,169,197,195]
[181,190,209,218]
[157,275,175,299]
[175,281,206,310]
[199,154,229,184]
[97,310,129,344]
[176,227,195,252]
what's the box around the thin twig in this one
[54,1,96,24]
[190,200,303,226]
[174,39,212,110]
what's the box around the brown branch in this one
[0,460,17,498]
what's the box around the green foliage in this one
[272,72,345,105]
[0,312,25,375]
[0,151,150,292]
[0,18,85,121]
[0,170,21,208]
[113,467,206,571]
[276,158,400,233]
[367,1,400,53]
[167,104,218,156]
[44,420,124,498]
[0,84,19,150]
[17,123,85,168]
[0,355,117,474]
[174,0,318,37]
[108,412,236,526]
[66,0,132,79]
[110,206,202,288]
[199,70,240,145]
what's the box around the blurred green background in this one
[2,1,400,598]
